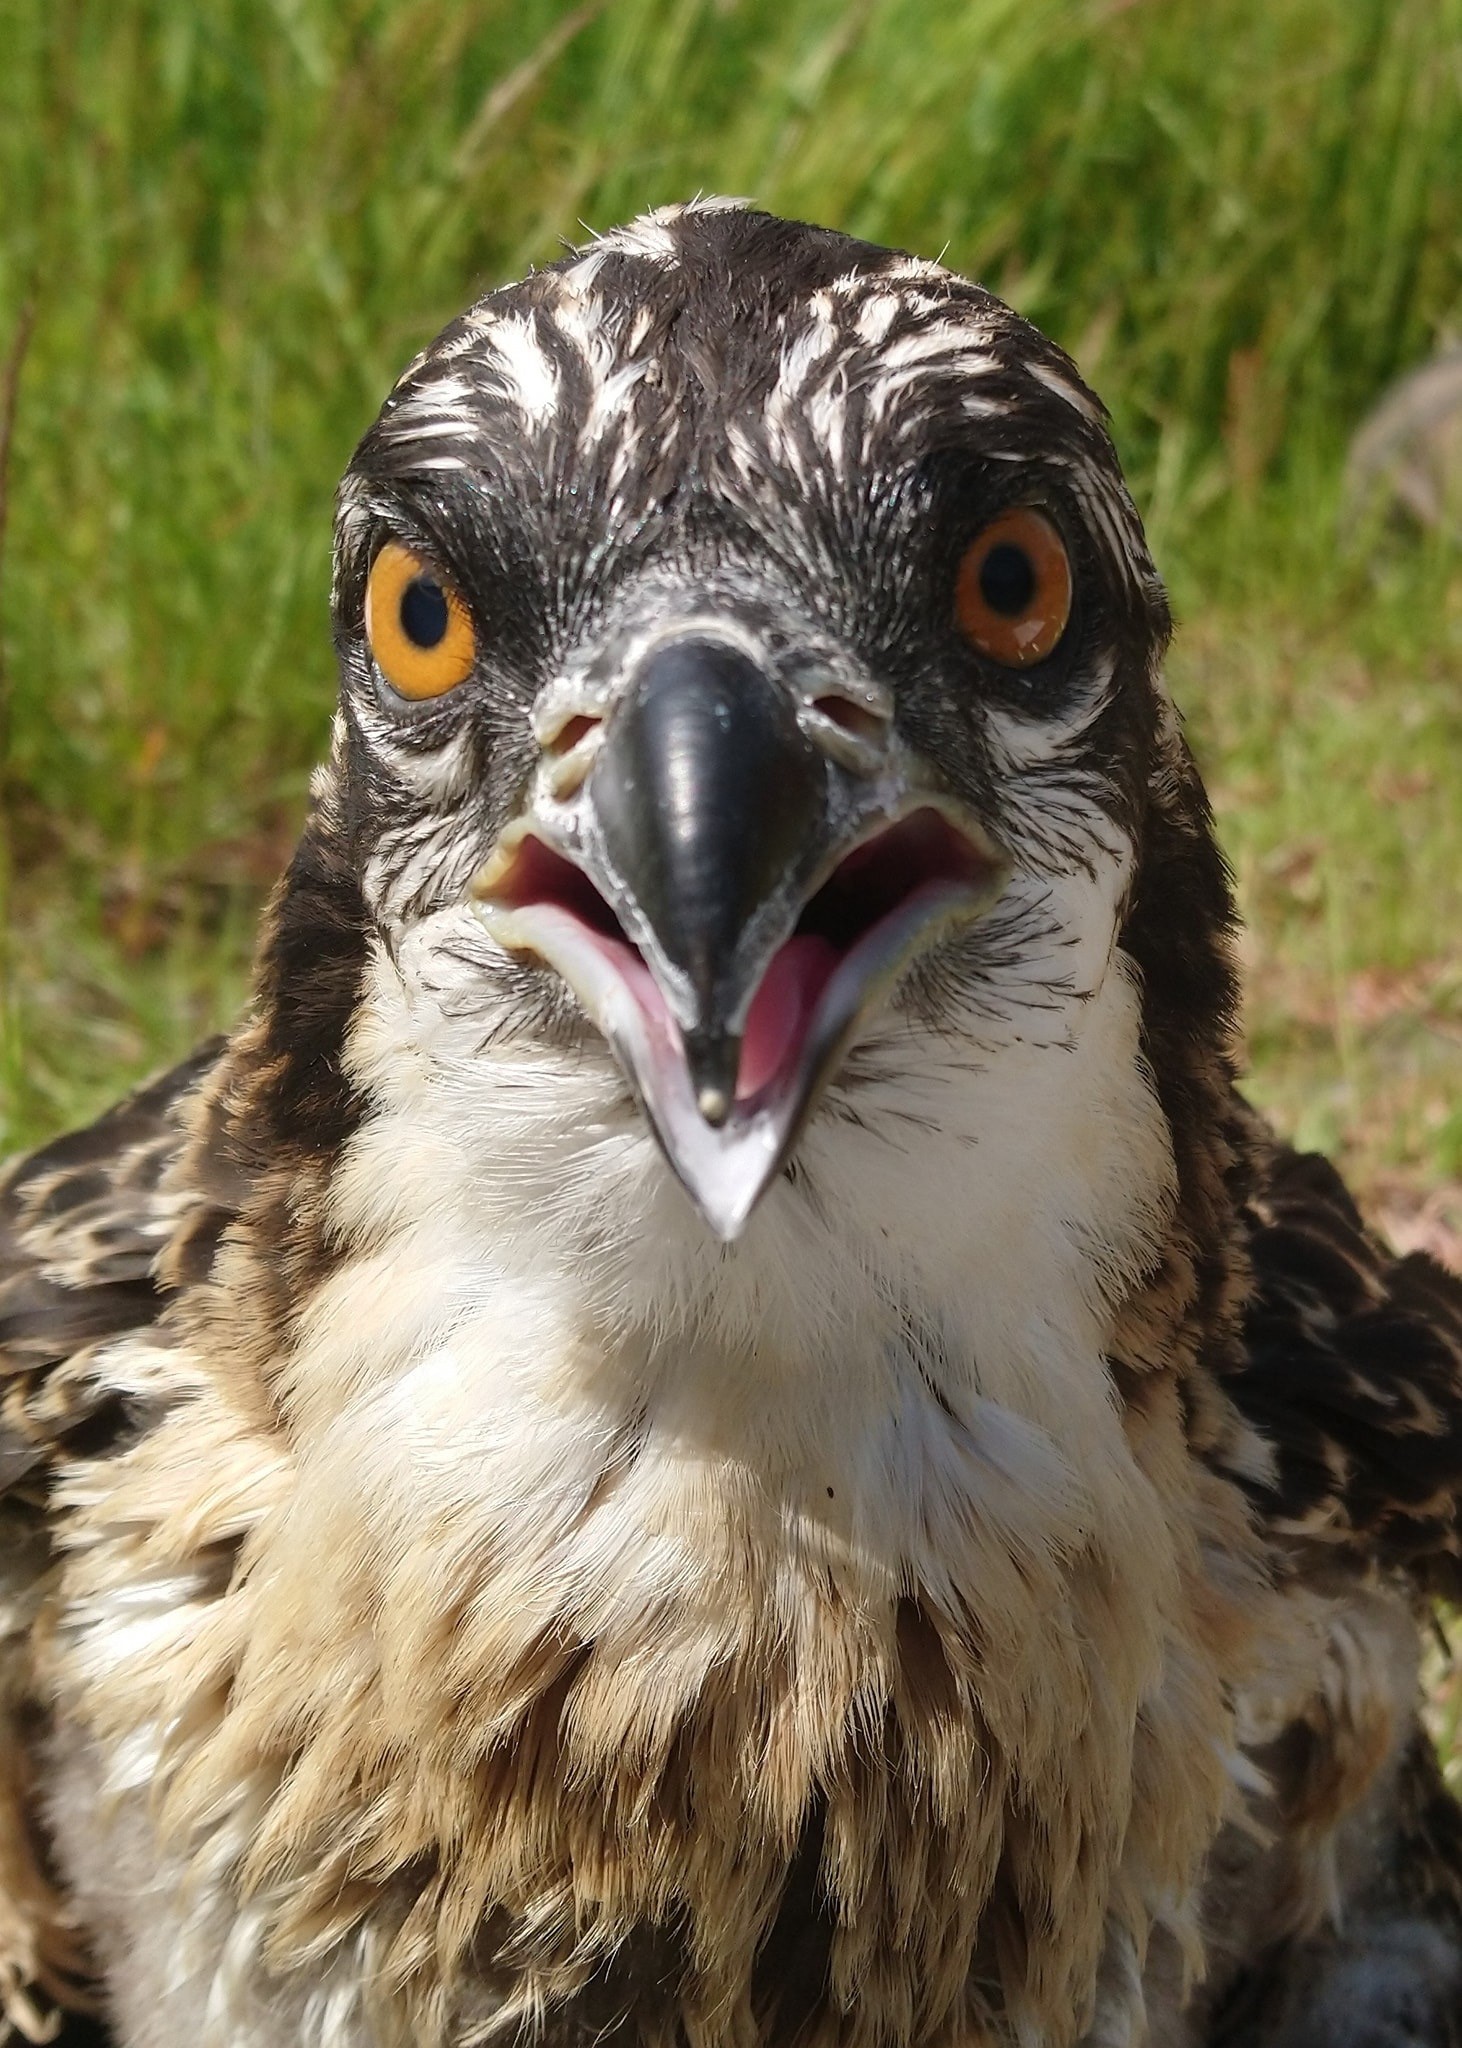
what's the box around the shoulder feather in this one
[1230,1138,1462,1591]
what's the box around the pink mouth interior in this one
[736,936,839,1101]
[484,808,992,1106]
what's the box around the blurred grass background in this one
[1,0,1460,1245]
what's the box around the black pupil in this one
[979,543,1037,617]
[400,575,449,648]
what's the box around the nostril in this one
[545,713,602,756]
[541,711,604,798]
[811,695,887,746]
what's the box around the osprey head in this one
[325,201,1211,1244]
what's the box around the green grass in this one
[1,0,1461,1200]
[1173,529,1462,1195]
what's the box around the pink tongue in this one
[736,936,840,1102]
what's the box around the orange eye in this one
[365,541,476,700]
[953,509,1072,668]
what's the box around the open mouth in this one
[477,806,998,1116]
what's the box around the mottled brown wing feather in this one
[1230,1140,1462,1594]
[0,1041,234,2045]
[0,1043,234,1488]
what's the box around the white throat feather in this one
[49,904,1261,2048]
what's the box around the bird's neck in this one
[99,961,1264,2046]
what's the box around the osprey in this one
[2,202,1461,2048]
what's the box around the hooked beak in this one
[473,634,1008,1240]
